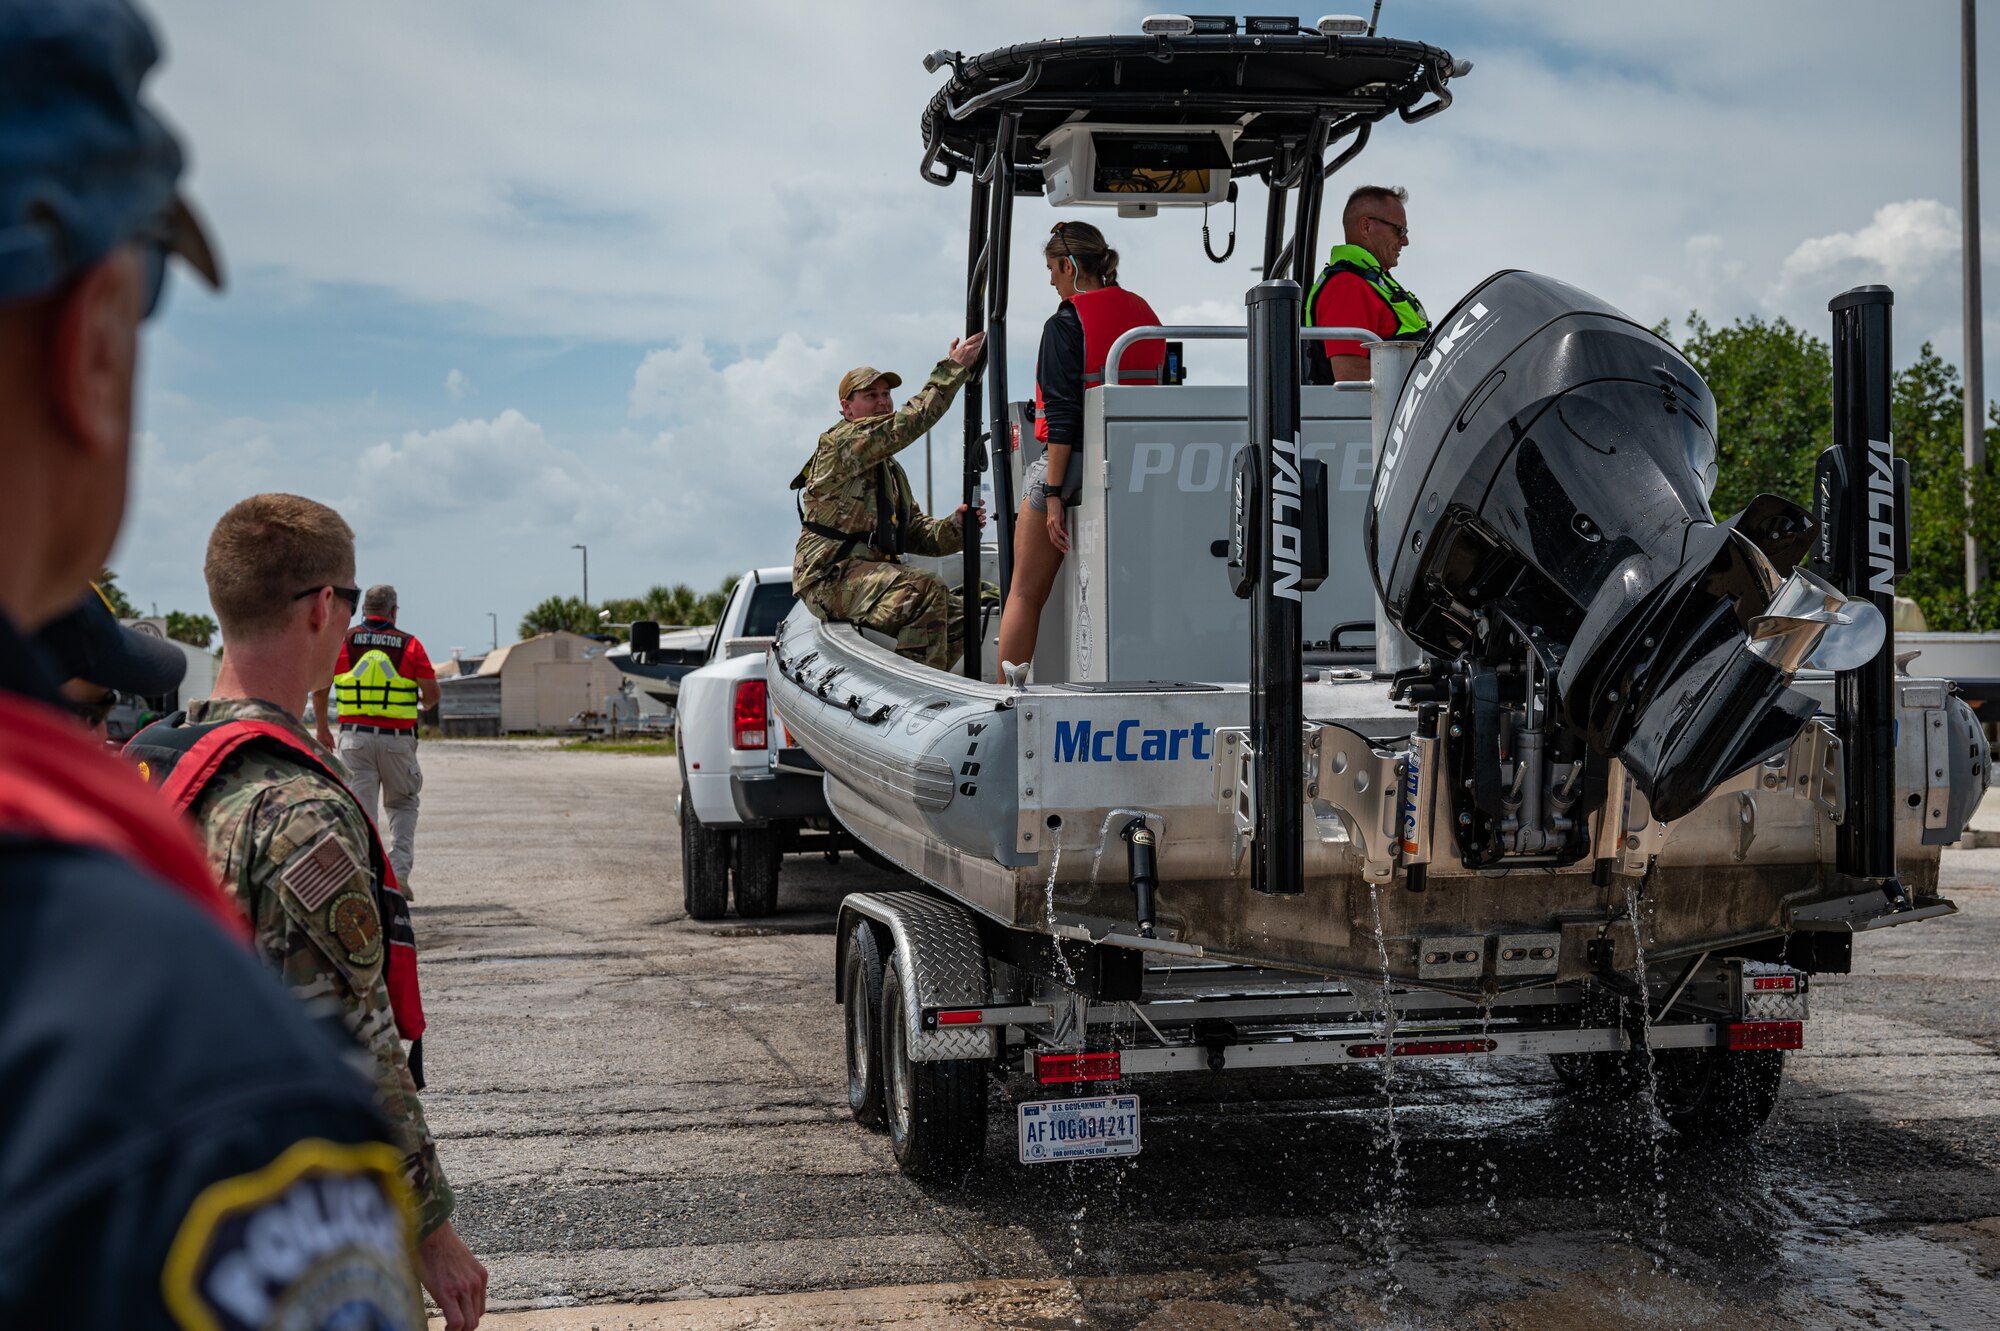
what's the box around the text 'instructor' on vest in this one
[312,584,441,895]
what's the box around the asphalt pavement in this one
[412,742,2000,1329]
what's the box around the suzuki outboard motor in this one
[1367,271,1878,854]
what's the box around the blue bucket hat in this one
[0,0,221,307]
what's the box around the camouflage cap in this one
[838,366,902,400]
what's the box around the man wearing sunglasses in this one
[0,3,432,1327]
[1304,184,1430,384]
[130,493,489,1328]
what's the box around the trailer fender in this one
[837,891,996,1062]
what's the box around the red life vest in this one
[1034,285,1164,443]
[124,715,427,1045]
[0,691,250,942]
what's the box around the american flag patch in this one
[281,833,361,911]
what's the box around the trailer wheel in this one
[732,827,781,918]
[678,792,730,921]
[879,957,987,1181]
[843,922,887,1128]
[1549,1048,1649,1103]
[1653,1047,1784,1140]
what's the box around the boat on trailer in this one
[745,15,1991,1180]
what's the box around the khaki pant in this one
[337,727,423,891]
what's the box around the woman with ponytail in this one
[997,220,1162,678]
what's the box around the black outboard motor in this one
[1368,271,1873,853]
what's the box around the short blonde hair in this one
[204,494,355,639]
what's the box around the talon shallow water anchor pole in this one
[960,140,993,679]
[985,112,1021,619]
[1246,279,1305,895]
[1825,285,1909,910]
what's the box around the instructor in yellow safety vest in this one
[313,584,440,894]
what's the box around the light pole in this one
[487,611,498,651]
[571,543,589,607]
[1963,0,1985,599]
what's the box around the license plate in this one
[1016,1094,1142,1164]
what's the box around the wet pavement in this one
[412,743,2000,1328]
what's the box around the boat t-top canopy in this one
[920,26,1462,201]
[914,18,1468,678]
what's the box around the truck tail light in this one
[733,679,768,749]
[1035,1051,1121,1084]
[1723,1021,1803,1051]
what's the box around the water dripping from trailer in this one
[1366,879,1407,1301]
[1624,876,1669,1273]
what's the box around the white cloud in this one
[1774,199,1963,293]
[351,409,557,518]
[444,367,470,400]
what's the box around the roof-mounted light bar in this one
[1316,14,1370,36]
[1140,14,1196,36]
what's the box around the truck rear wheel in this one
[1549,1047,1649,1103]
[732,827,781,918]
[843,921,887,1128]
[1654,1047,1784,1140]
[879,958,987,1181]
[678,792,730,921]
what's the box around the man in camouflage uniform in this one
[794,335,988,669]
[177,494,488,1330]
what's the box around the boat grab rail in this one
[946,59,1044,122]
[1106,324,1383,390]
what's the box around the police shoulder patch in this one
[326,890,384,968]
[162,1138,423,1331]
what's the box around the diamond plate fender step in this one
[838,891,996,1063]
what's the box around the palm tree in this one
[518,595,595,639]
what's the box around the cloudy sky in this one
[117,1,1997,657]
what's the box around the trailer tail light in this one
[732,679,768,749]
[1035,1051,1121,1084]
[1347,1038,1499,1059]
[1723,1021,1803,1051]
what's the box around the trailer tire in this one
[879,958,987,1181]
[843,922,888,1128]
[1654,1047,1784,1140]
[1548,1048,1649,1103]
[679,791,731,921]
[732,827,781,918]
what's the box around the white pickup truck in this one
[649,566,835,920]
